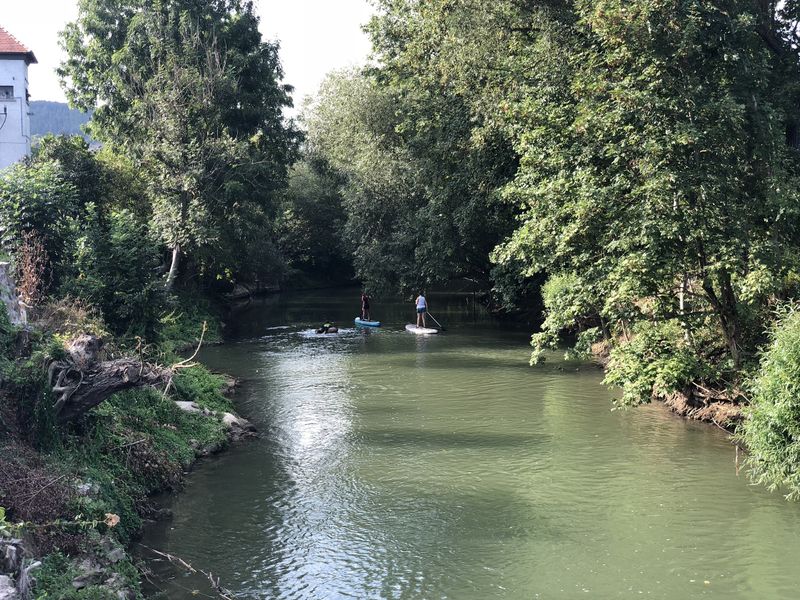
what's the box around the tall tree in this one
[60,0,299,289]
[494,0,800,375]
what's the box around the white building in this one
[0,25,36,171]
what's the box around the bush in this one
[157,298,221,355]
[60,206,164,339]
[0,161,80,289]
[5,335,65,450]
[738,305,800,499]
[531,272,601,363]
[604,320,712,407]
[35,551,141,599]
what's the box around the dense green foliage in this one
[0,136,160,337]
[275,160,351,285]
[739,306,800,499]
[0,161,79,275]
[304,60,517,294]
[0,1,307,595]
[62,207,163,338]
[60,0,300,291]
[296,0,800,495]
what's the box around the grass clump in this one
[157,298,222,355]
[35,551,142,599]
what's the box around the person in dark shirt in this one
[361,292,371,321]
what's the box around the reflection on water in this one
[139,289,800,599]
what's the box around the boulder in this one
[175,401,202,414]
[0,575,18,600]
[75,481,100,497]
[94,572,136,600]
[71,558,103,590]
[219,375,239,397]
[221,413,257,441]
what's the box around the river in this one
[139,289,800,599]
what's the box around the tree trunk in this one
[701,271,741,369]
[165,243,181,291]
[49,334,171,424]
[679,271,692,344]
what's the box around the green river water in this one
[139,289,800,599]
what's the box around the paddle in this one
[426,311,446,331]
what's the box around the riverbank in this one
[589,340,744,430]
[0,296,256,599]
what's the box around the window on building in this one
[0,86,13,100]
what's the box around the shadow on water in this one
[354,426,552,449]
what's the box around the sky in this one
[0,0,374,113]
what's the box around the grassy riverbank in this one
[0,297,252,599]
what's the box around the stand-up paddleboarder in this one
[415,292,427,328]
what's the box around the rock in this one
[106,548,126,564]
[175,401,202,414]
[0,263,26,326]
[221,413,257,441]
[102,573,136,600]
[75,481,100,497]
[195,440,225,457]
[0,575,19,600]
[152,507,173,521]
[141,506,173,522]
[71,558,103,590]
[99,536,126,563]
[219,375,239,397]
[0,540,24,575]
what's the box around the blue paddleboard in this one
[355,317,381,327]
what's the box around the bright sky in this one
[0,0,374,114]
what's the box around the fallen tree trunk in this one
[49,334,171,424]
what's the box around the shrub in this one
[6,336,65,450]
[35,551,141,599]
[604,320,712,407]
[60,207,164,339]
[738,305,800,499]
[157,298,221,355]
[0,161,80,288]
[531,272,601,363]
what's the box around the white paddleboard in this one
[405,324,438,335]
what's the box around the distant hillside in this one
[30,101,92,138]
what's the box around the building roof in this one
[0,25,37,64]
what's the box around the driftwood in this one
[48,334,171,424]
